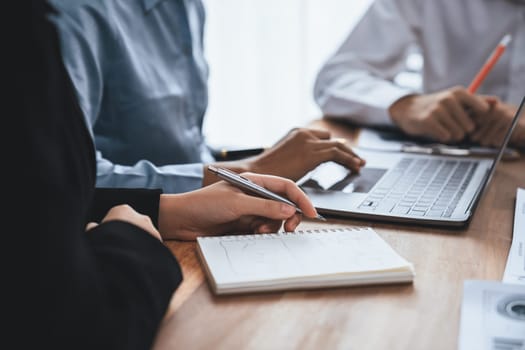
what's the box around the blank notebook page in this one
[197,227,414,289]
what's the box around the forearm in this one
[84,221,182,348]
[315,73,416,126]
[97,153,203,193]
[313,0,420,126]
[90,188,163,227]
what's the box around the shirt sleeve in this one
[85,221,183,350]
[96,150,205,193]
[313,0,423,126]
[89,187,162,227]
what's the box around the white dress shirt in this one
[314,0,525,126]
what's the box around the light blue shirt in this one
[49,0,212,193]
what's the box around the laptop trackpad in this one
[336,167,386,193]
[301,166,386,194]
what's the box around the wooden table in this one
[153,120,525,350]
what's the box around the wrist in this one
[388,94,418,125]
[158,193,189,240]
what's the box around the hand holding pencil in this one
[465,33,517,147]
[390,33,512,143]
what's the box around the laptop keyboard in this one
[359,158,478,218]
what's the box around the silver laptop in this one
[298,96,524,227]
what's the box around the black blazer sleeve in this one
[7,2,182,349]
[90,188,163,228]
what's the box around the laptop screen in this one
[481,96,525,194]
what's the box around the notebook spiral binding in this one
[199,227,365,240]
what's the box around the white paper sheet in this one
[503,188,525,285]
[458,280,525,350]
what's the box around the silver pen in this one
[207,165,327,221]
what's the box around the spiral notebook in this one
[196,227,415,295]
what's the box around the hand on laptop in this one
[245,127,366,180]
[204,128,365,186]
[469,97,524,149]
[388,87,490,143]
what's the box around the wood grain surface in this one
[153,120,524,350]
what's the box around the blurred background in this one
[202,0,422,149]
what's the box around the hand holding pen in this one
[160,168,325,240]
[208,165,326,222]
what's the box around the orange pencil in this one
[468,34,512,93]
